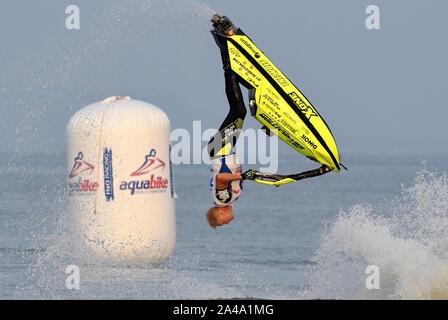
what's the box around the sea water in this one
[2,0,448,300]
[1,152,447,299]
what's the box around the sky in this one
[0,0,447,157]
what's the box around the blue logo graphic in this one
[131,149,165,176]
[103,148,114,201]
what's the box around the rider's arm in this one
[215,173,242,189]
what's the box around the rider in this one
[206,15,332,229]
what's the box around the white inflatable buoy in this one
[66,96,176,264]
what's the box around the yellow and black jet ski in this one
[211,15,343,176]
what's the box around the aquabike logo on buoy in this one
[120,149,168,195]
[68,152,98,195]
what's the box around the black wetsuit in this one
[208,30,248,159]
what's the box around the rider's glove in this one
[241,169,257,180]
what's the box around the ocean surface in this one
[1,152,448,299]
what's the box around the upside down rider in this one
[206,15,333,229]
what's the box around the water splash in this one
[305,169,448,299]
[0,0,216,153]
